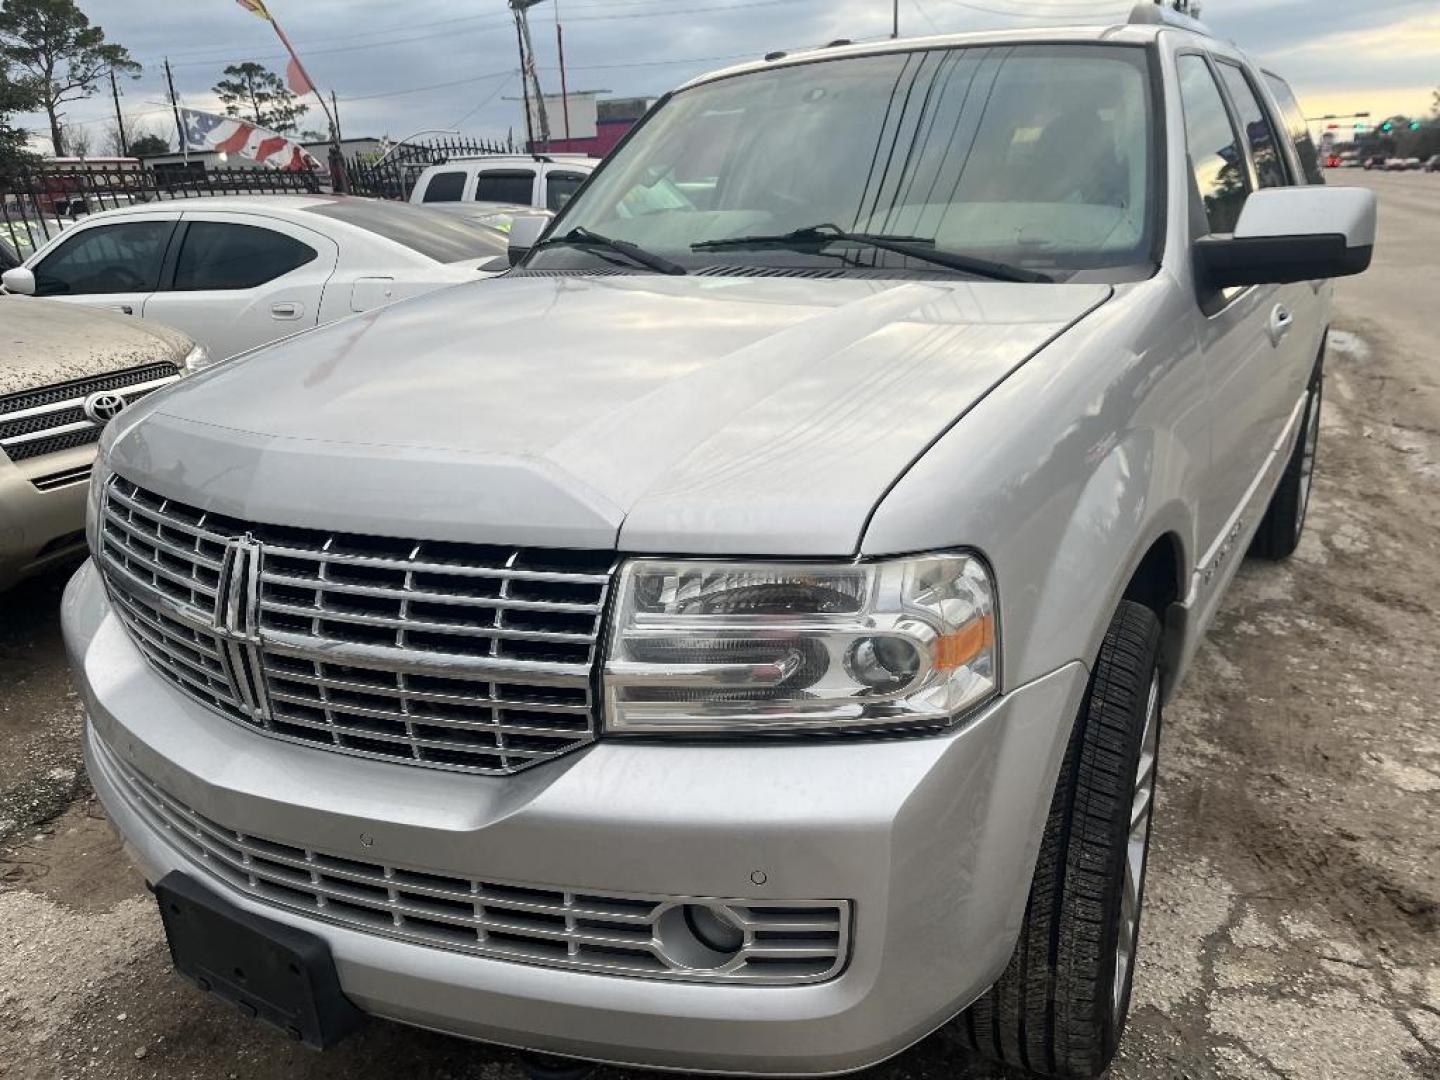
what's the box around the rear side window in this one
[1216,63,1288,189]
[474,169,536,205]
[1177,55,1248,234]
[546,171,588,211]
[33,220,172,296]
[422,171,467,203]
[1264,73,1325,185]
[173,222,317,291]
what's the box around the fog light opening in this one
[657,904,745,969]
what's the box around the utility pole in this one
[164,58,186,161]
[512,10,536,153]
[109,68,129,157]
[510,0,550,153]
[331,90,344,143]
[892,0,899,38]
[556,1,572,143]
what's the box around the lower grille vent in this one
[95,736,850,985]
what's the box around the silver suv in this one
[65,9,1375,1079]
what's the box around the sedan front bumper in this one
[65,558,1088,1076]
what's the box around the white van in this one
[409,155,598,212]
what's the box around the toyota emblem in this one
[83,391,127,426]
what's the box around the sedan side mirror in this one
[507,215,550,267]
[1,266,36,295]
[1196,186,1377,288]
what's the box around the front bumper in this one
[65,558,1089,1076]
[0,445,93,589]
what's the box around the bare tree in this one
[58,118,90,156]
[100,113,153,156]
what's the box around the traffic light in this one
[1380,121,1394,132]
[1355,122,1368,132]
[1411,121,1423,131]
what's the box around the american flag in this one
[181,109,323,172]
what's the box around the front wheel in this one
[962,600,1163,1079]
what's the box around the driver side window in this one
[33,220,173,297]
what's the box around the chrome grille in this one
[0,362,180,462]
[95,736,850,985]
[99,475,615,775]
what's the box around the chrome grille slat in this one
[265,690,586,740]
[99,475,612,775]
[259,599,596,644]
[260,570,602,613]
[262,543,612,585]
[263,668,591,715]
[95,736,850,985]
[0,365,181,462]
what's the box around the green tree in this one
[0,0,139,157]
[128,131,167,157]
[213,62,308,134]
[0,54,41,170]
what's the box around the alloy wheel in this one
[1112,670,1160,1025]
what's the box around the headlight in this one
[182,344,213,373]
[604,554,998,734]
[85,456,112,556]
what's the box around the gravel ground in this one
[1,171,1437,1080]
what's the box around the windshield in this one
[302,200,508,264]
[536,44,1158,281]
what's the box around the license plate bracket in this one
[155,872,363,1049]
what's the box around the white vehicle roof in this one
[30,195,509,267]
[678,5,1214,92]
[427,155,598,169]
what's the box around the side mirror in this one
[1,266,36,295]
[1196,186,1376,288]
[507,215,549,267]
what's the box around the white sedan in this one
[0,196,510,361]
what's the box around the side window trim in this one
[1214,58,1291,188]
[158,220,188,291]
[1175,48,1251,238]
[1196,51,1260,196]
[1261,69,1325,186]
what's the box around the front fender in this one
[861,276,1205,694]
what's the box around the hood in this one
[0,297,192,396]
[111,274,1109,554]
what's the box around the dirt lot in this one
[1,170,1437,1080]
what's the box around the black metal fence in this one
[1,134,521,260]
[0,160,321,261]
[343,134,516,201]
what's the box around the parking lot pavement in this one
[2,169,1438,1079]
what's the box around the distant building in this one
[536,95,656,158]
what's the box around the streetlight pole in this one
[373,128,461,167]
[892,0,899,39]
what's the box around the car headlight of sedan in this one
[604,553,998,734]
[182,344,213,373]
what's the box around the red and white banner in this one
[181,109,323,172]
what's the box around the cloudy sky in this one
[12,0,1439,153]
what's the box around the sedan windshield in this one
[538,44,1157,280]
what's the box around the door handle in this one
[271,301,304,320]
[1267,304,1294,346]
[119,304,133,315]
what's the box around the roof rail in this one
[1127,3,1211,36]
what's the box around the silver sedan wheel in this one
[1112,670,1160,1024]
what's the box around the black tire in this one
[962,600,1163,1079]
[1250,363,1323,561]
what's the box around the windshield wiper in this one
[693,224,1053,284]
[539,226,687,276]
